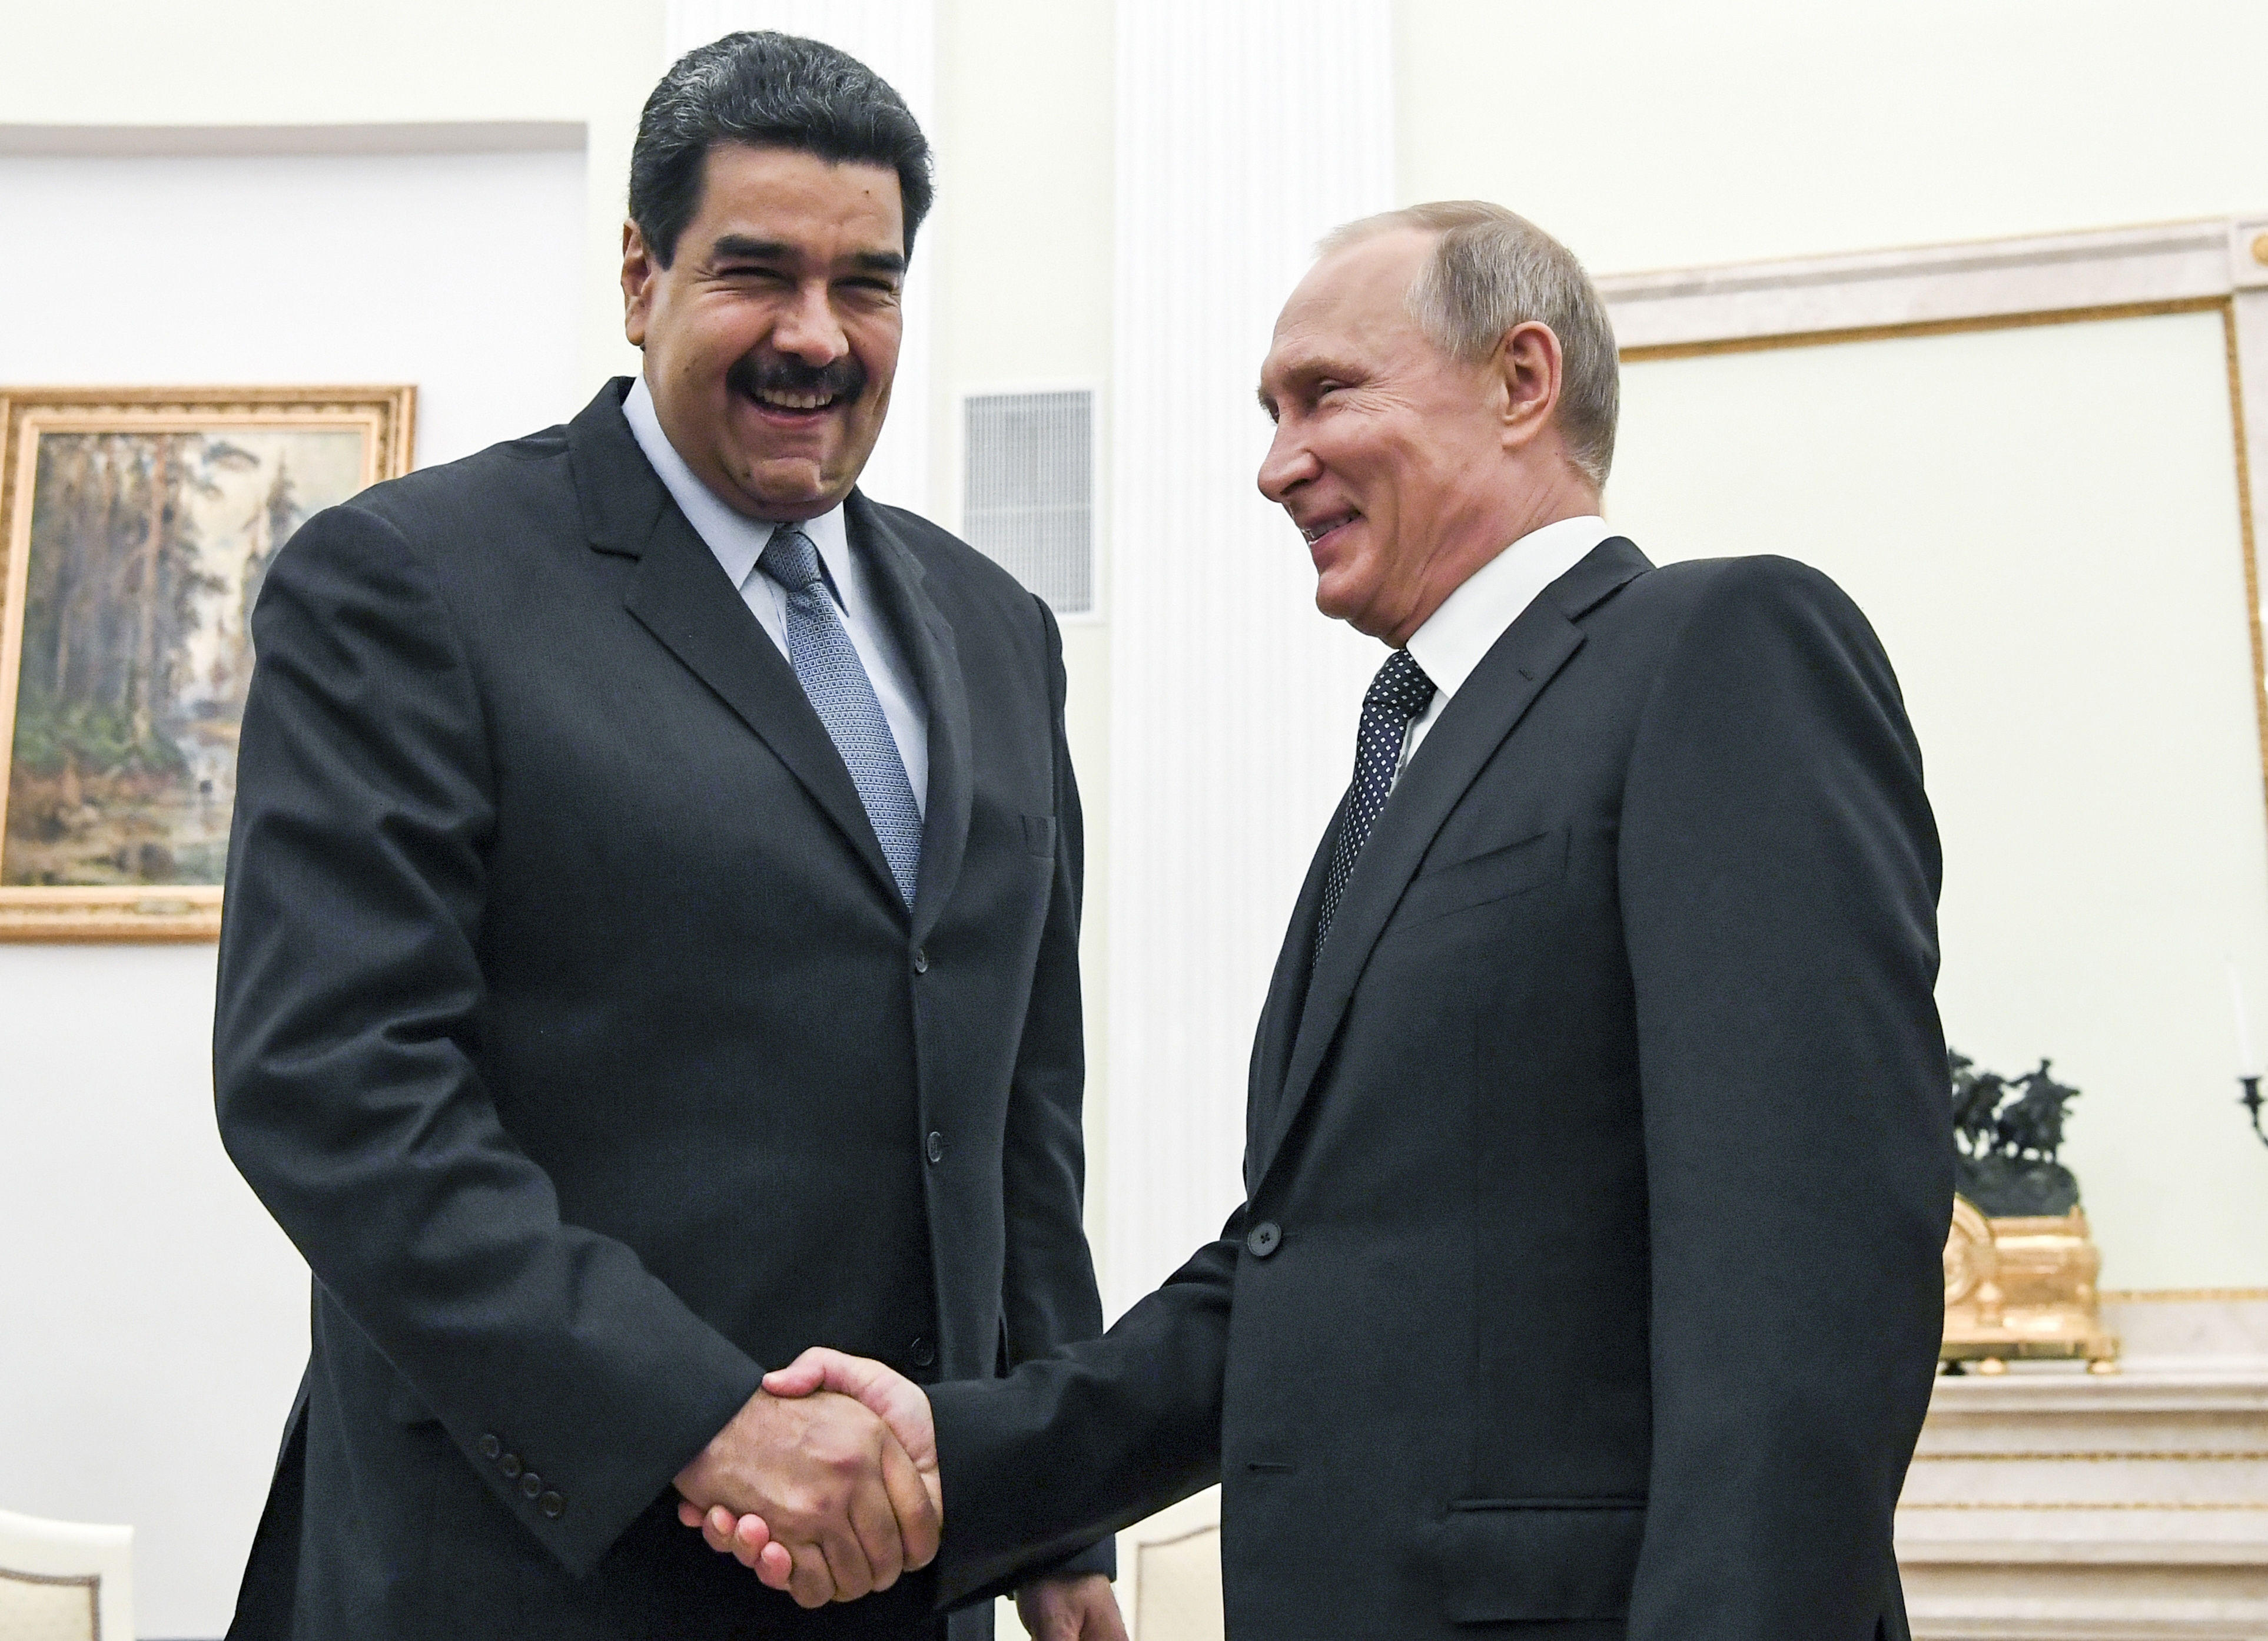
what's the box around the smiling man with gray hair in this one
[708,200,1952,1641]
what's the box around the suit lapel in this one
[1246,815,1340,1191]
[849,492,974,944]
[1251,538,1652,1189]
[570,381,904,907]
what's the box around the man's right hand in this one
[678,1350,941,1604]
[672,1381,939,1609]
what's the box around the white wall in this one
[1398,0,2268,277]
[929,0,1118,1271]
[1103,0,1395,1313]
[0,142,587,1636]
[0,148,587,463]
[0,947,293,1637]
[1612,310,2268,1287]
[0,0,658,388]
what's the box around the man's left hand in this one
[1015,1572,1127,1641]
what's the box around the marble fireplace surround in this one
[1897,1292,2268,1641]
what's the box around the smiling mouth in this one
[1300,511,1358,546]
[728,356,866,426]
[740,383,845,423]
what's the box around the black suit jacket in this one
[214,380,1107,1640]
[927,540,1951,1640]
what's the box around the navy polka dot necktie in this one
[758,526,922,909]
[1314,648,1436,957]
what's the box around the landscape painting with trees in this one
[0,388,414,939]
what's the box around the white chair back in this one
[1119,1487,1223,1641]
[0,1507,134,1641]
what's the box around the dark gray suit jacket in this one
[214,379,1108,1639]
[927,540,1949,1640]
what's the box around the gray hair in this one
[1321,201,1619,489]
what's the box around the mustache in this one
[727,353,868,403]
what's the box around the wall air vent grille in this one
[962,389,1094,615]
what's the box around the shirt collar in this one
[1404,515,1615,705]
[622,371,851,592]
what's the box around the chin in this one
[735,460,831,513]
[1311,572,1374,628]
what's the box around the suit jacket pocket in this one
[1393,827,1565,931]
[1021,813,1055,856]
[1420,1498,1646,1624]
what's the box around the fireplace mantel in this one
[1897,1294,2268,1639]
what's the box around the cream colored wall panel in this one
[1397,0,2268,276]
[1119,1486,1225,1641]
[929,0,1118,1259]
[0,947,285,1641]
[1106,0,1394,1314]
[2,0,660,386]
[1610,311,2268,1287]
[0,150,587,465]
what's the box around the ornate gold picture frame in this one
[0,386,414,941]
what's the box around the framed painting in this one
[0,386,415,940]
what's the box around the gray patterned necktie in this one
[758,526,922,909]
[1314,648,1436,957]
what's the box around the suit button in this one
[911,1336,936,1367]
[519,1472,543,1500]
[912,947,929,974]
[926,1131,945,1164]
[539,1491,566,1519]
[478,1434,501,1460]
[1246,1221,1282,1258]
[499,1453,523,1480]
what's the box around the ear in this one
[622,220,659,349]
[1496,320,1565,452]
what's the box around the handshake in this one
[672,1348,938,1608]
[670,1350,1125,1636]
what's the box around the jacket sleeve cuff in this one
[942,1535,1118,1612]
[1030,1536,1117,1583]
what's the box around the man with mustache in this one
[702,203,1951,1639]
[213,31,1120,1641]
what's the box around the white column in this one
[661,0,937,515]
[1107,1,1396,1315]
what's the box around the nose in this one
[1256,417,1318,504]
[773,276,848,365]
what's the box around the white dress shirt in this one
[623,374,929,812]
[1398,514,1618,779]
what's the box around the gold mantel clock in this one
[1941,1195,2120,1374]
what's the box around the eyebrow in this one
[707,234,906,276]
[1256,353,1356,412]
[709,234,793,262]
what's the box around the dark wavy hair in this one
[629,31,935,266]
